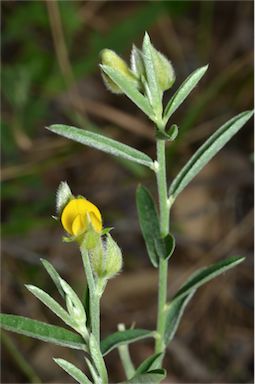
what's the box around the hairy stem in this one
[80,243,100,344]
[117,324,135,379]
[155,139,170,358]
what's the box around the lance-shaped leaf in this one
[169,110,254,204]
[136,185,161,267]
[25,285,75,329]
[85,357,100,383]
[163,65,208,123]
[54,358,91,384]
[164,255,245,345]
[164,291,195,345]
[100,328,154,356]
[100,64,153,118]
[135,353,163,375]
[0,314,87,351]
[47,125,154,170]
[142,33,161,114]
[41,258,65,299]
[173,255,245,302]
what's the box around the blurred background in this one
[1,1,254,383]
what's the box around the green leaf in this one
[54,358,91,384]
[142,32,161,114]
[85,357,100,382]
[59,278,87,327]
[136,185,161,267]
[156,124,179,141]
[41,258,65,299]
[100,65,153,118]
[100,328,154,356]
[173,256,245,302]
[25,285,75,329]
[164,291,195,345]
[47,125,154,169]
[0,314,87,351]
[89,334,108,383]
[169,110,254,203]
[154,233,175,261]
[127,369,166,383]
[135,353,163,374]
[164,255,245,345]
[163,65,208,123]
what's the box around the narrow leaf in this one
[142,32,161,113]
[174,255,245,302]
[89,334,108,383]
[164,65,208,123]
[136,185,160,267]
[127,369,166,383]
[100,64,153,118]
[164,291,195,345]
[54,358,91,384]
[100,329,154,356]
[135,353,163,374]
[85,357,100,383]
[25,285,74,329]
[47,124,154,169]
[0,314,87,351]
[169,111,254,203]
[154,233,175,261]
[156,125,178,141]
[164,255,245,345]
[41,258,65,299]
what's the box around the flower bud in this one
[151,47,175,91]
[89,239,104,277]
[130,45,146,79]
[89,234,122,280]
[84,227,101,250]
[100,49,139,94]
[104,234,123,278]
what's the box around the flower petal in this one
[72,214,88,236]
[61,198,102,235]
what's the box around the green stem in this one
[155,139,170,358]
[80,243,100,344]
[117,324,135,379]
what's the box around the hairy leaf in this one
[173,256,245,302]
[54,358,91,384]
[164,65,208,123]
[101,328,154,356]
[0,314,87,351]
[100,65,153,118]
[136,185,160,267]
[169,111,253,203]
[47,125,154,169]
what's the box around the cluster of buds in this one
[100,32,175,96]
[55,182,122,285]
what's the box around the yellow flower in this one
[61,198,102,236]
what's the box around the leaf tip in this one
[46,125,58,133]
[25,284,34,291]
[246,109,254,118]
